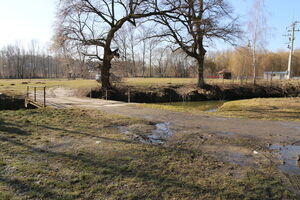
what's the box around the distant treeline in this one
[114,47,300,79]
[0,42,89,79]
[204,48,300,78]
[0,41,298,79]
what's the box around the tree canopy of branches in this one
[54,0,178,89]
[0,41,68,79]
[154,0,240,88]
[247,0,268,85]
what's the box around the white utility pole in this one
[286,21,300,79]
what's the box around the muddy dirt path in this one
[44,88,300,144]
[42,88,300,193]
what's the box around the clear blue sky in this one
[227,0,300,52]
[0,0,299,52]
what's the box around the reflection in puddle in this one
[218,131,236,136]
[269,144,300,175]
[118,126,130,135]
[118,122,172,144]
[226,152,254,167]
[147,123,172,144]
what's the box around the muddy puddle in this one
[225,152,255,166]
[269,144,300,175]
[118,122,172,144]
[201,145,257,167]
[216,131,236,136]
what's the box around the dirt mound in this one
[47,87,76,98]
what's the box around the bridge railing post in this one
[26,86,29,98]
[128,88,131,103]
[34,87,37,101]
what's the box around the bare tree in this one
[128,25,137,77]
[54,0,177,89]
[155,0,240,88]
[247,0,268,85]
[114,24,130,77]
[137,25,149,77]
[155,47,169,77]
[171,50,193,77]
[148,36,161,77]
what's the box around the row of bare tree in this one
[53,0,240,89]
[3,0,286,86]
[1,39,298,81]
[112,46,300,79]
[0,41,91,79]
[205,48,300,78]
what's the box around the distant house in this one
[218,69,232,79]
[95,74,101,82]
[264,71,287,80]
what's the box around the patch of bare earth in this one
[39,87,300,196]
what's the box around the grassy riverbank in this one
[217,97,300,121]
[1,78,299,96]
[0,108,295,199]
[142,97,300,122]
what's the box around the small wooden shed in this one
[218,69,232,79]
[264,71,287,80]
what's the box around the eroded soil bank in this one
[89,82,300,103]
[0,94,24,110]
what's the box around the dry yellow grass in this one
[141,97,300,122]
[122,77,197,86]
[0,79,99,96]
[216,97,300,121]
[1,77,299,96]
[0,108,294,199]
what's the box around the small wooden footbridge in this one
[25,86,46,108]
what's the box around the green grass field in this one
[0,108,294,199]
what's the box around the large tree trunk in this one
[197,49,206,88]
[197,58,205,88]
[101,58,111,90]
